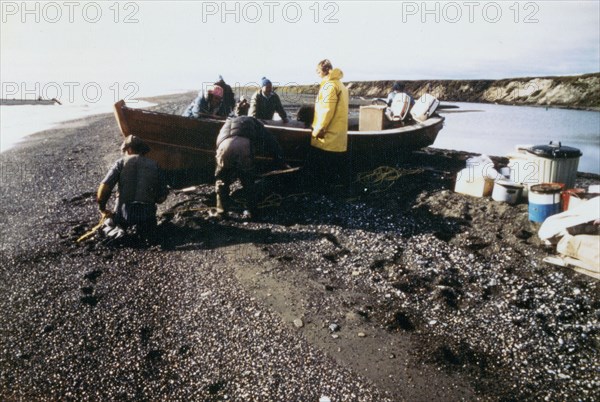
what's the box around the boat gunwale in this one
[117,101,444,137]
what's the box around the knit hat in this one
[261,77,272,87]
[210,85,224,98]
[121,135,150,155]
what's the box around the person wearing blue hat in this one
[249,77,288,123]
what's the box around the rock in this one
[345,312,361,322]
[357,332,366,337]
[293,319,304,328]
[329,323,340,332]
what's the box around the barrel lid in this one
[495,179,523,189]
[530,183,563,194]
[525,141,582,159]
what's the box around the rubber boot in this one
[215,180,230,218]
[216,193,225,214]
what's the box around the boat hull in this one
[113,100,444,174]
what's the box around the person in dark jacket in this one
[249,77,288,123]
[182,84,228,118]
[215,75,236,116]
[214,116,289,219]
[97,135,168,237]
[235,96,250,116]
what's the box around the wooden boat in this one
[113,100,444,175]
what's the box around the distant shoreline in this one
[281,72,600,111]
[1,98,61,106]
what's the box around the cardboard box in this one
[359,105,388,131]
[454,168,494,197]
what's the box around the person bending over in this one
[214,116,289,219]
[182,84,229,118]
[97,135,168,238]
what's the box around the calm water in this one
[2,97,599,174]
[0,100,156,152]
[435,102,600,174]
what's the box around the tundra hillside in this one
[283,72,600,110]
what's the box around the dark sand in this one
[1,92,598,401]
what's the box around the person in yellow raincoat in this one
[307,59,350,190]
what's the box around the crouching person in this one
[215,116,289,220]
[97,135,168,239]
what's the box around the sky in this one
[1,0,599,102]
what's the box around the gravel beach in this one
[1,92,598,401]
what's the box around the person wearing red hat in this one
[183,84,229,118]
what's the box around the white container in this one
[389,93,412,121]
[507,151,536,197]
[455,168,494,197]
[508,142,581,197]
[492,180,523,204]
[411,93,439,122]
[523,142,581,188]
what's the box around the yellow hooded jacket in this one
[311,68,349,152]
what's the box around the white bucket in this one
[507,142,581,199]
[492,180,523,204]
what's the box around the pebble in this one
[293,319,304,328]
[346,312,362,322]
[357,332,366,338]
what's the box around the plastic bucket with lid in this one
[509,142,582,199]
[523,141,582,189]
[528,183,563,222]
[492,180,523,204]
